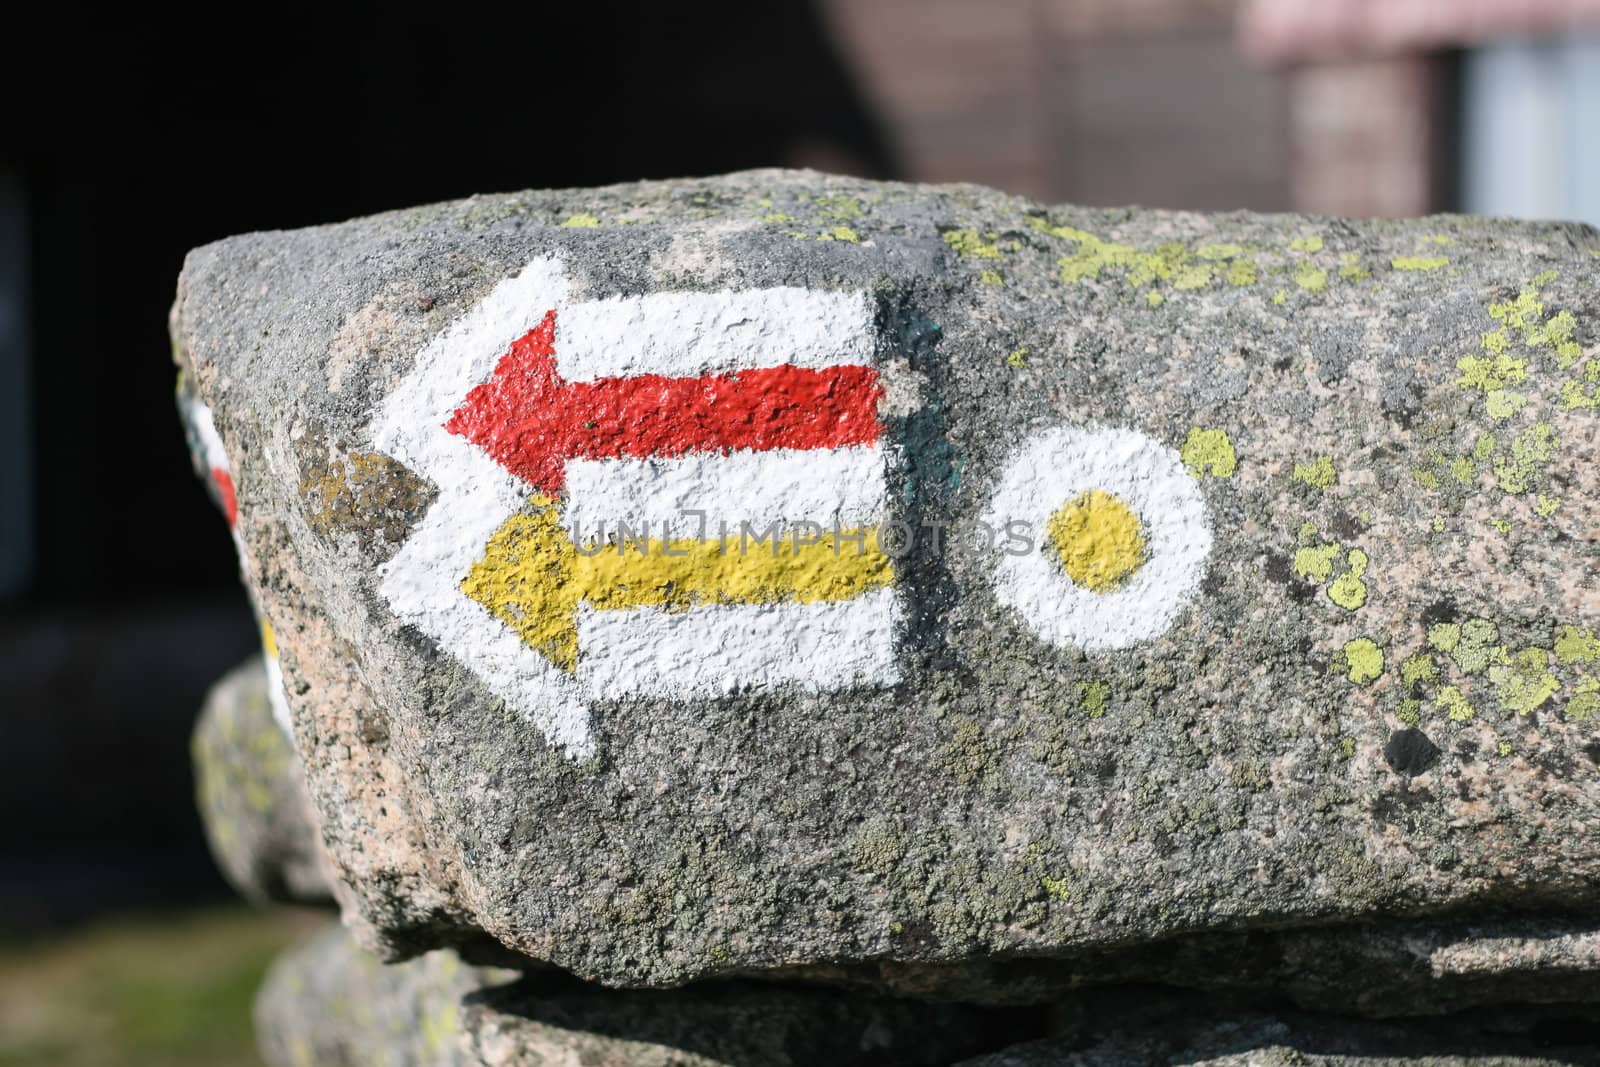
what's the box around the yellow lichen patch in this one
[761,211,795,224]
[1436,685,1475,721]
[1046,490,1147,593]
[1293,543,1339,583]
[1147,290,1165,307]
[260,617,278,659]
[1290,235,1324,253]
[943,229,1002,259]
[1294,262,1328,292]
[1392,255,1448,271]
[1327,549,1369,611]
[1343,637,1384,684]
[1197,243,1249,260]
[829,225,861,243]
[559,213,600,228]
[463,503,893,670]
[1568,675,1599,722]
[1491,422,1559,495]
[1007,347,1030,368]
[1457,352,1527,393]
[1180,427,1237,478]
[1078,679,1111,717]
[1559,380,1600,410]
[1338,254,1370,283]
[1490,648,1560,715]
[1227,258,1259,286]
[1400,653,1436,687]
[1271,289,1288,306]
[1293,455,1336,490]
[1431,618,1505,675]
[1484,390,1528,420]
[1555,625,1600,666]
[980,269,1004,286]
[814,195,864,221]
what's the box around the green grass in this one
[0,906,320,1067]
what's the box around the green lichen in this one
[1327,549,1369,611]
[1435,618,1505,675]
[1458,352,1527,393]
[1040,874,1072,902]
[1293,541,1341,583]
[1294,262,1328,293]
[1484,390,1529,420]
[1227,258,1259,286]
[1492,421,1559,495]
[1006,347,1030,368]
[1197,243,1249,260]
[1396,699,1422,725]
[760,211,794,224]
[814,195,864,221]
[1400,653,1437,687]
[1343,638,1384,684]
[1338,254,1370,283]
[1436,686,1475,722]
[1147,290,1165,307]
[1535,494,1562,517]
[1567,676,1599,722]
[980,269,1004,286]
[1392,255,1448,271]
[1180,427,1237,479]
[1554,625,1600,666]
[943,229,1002,260]
[829,225,861,243]
[1271,289,1288,306]
[559,213,600,228]
[1290,235,1324,253]
[1489,648,1560,715]
[1078,680,1110,718]
[1293,455,1336,490]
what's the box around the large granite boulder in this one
[256,923,995,1066]
[193,654,335,904]
[173,169,1600,995]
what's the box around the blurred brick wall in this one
[817,0,1443,217]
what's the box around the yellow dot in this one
[1046,490,1147,593]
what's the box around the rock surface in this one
[193,655,335,905]
[174,170,1600,993]
[256,922,998,1066]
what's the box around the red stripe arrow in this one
[445,310,883,493]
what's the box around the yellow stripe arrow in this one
[462,501,893,670]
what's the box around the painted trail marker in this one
[372,258,901,756]
[178,389,294,733]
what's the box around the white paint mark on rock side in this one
[983,425,1214,651]
[556,287,876,382]
[576,588,902,702]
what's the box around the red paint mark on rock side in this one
[212,467,238,528]
[445,310,883,492]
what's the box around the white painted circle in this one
[982,425,1213,652]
